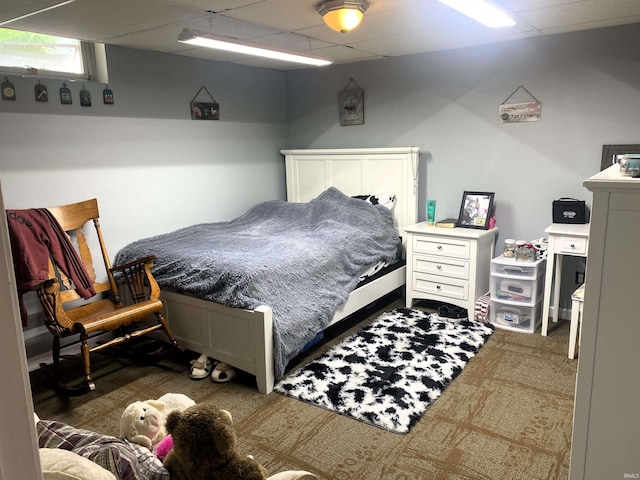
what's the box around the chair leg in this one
[156,311,184,351]
[40,334,93,395]
[80,334,96,391]
[52,335,61,380]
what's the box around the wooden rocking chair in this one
[34,198,182,393]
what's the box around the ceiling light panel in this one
[178,28,333,66]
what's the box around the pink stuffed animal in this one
[153,434,173,461]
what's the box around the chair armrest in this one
[110,255,161,303]
[35,278,75,333]
[30,278,57,291]
[110,255,156,273]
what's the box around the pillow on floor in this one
[37,419,169,480]
[39,448,116,480]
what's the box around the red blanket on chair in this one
[6,208,96,326]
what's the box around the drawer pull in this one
[437,265,442,270]
[504,266,524,274]
[436,285,442,290]
[570,243,576,248]
[437,245,443,250]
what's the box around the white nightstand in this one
[404,223,499,314]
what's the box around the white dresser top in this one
[404,222,499,239]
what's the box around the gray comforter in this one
[114,187,401,379]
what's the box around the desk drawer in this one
[556,236,588,255]
[412,236,470,259]
[412,272,468,300]
[413,254,469,280]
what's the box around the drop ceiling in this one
[2,0,640,70]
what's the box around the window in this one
[0,27,102,80]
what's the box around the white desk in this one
[541,223,590,336]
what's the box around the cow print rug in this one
[274,307,494,434]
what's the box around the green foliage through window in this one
[0,27,84,76]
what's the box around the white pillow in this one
[39,449,116,480]
[352,193,396,210]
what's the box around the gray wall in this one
[0,45,290,249]
[286,24,640,244]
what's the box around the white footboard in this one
[161,290,275,394]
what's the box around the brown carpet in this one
[31,293,577,480]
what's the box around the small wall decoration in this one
[499,86,541,123]
[190,85,219,120]
[60,83,72,104]
[79,86,91,107]
[339,78,364,126]
[2,77,16,101]
[34,82,48,102]
[103,85,114,105]
[457,191,495,230]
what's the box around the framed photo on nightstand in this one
[457,191,494,229]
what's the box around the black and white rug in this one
[274,307,494,434]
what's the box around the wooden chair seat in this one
[26,198,183,393]
[66,298,164,333]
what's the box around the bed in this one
[117,147,419,394]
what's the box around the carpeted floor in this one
[31,293,577,480]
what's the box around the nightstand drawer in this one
[413,254,469,280]
[412,236,470,259]
[556,235,588,255]
[412,272,468,300]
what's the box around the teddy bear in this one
[163,403,267,480]
[120,393,195,449]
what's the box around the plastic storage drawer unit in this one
[490,300,542,333]
[490,273,544,304]
[491,258,540,277]
[489,255,545,333]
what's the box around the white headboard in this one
[281,147,420,236]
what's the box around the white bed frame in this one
[161,147,420,394]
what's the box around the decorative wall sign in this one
[60,83,72,104]
[34,82,48,102]
[79,86,91,107]
[499,86,541,123]
[190,85,219,120]
[2,77,16,101]
[339,78,364,126]
[103,86,114,105]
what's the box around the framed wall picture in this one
[457,191,495,229]
[339,78,364,126]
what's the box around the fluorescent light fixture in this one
[178,29,333,67]
[438,0,516,28]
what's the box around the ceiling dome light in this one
[317,0,369,33]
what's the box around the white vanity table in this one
[540,223,590,336]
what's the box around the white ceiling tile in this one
[2,0,640,70]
